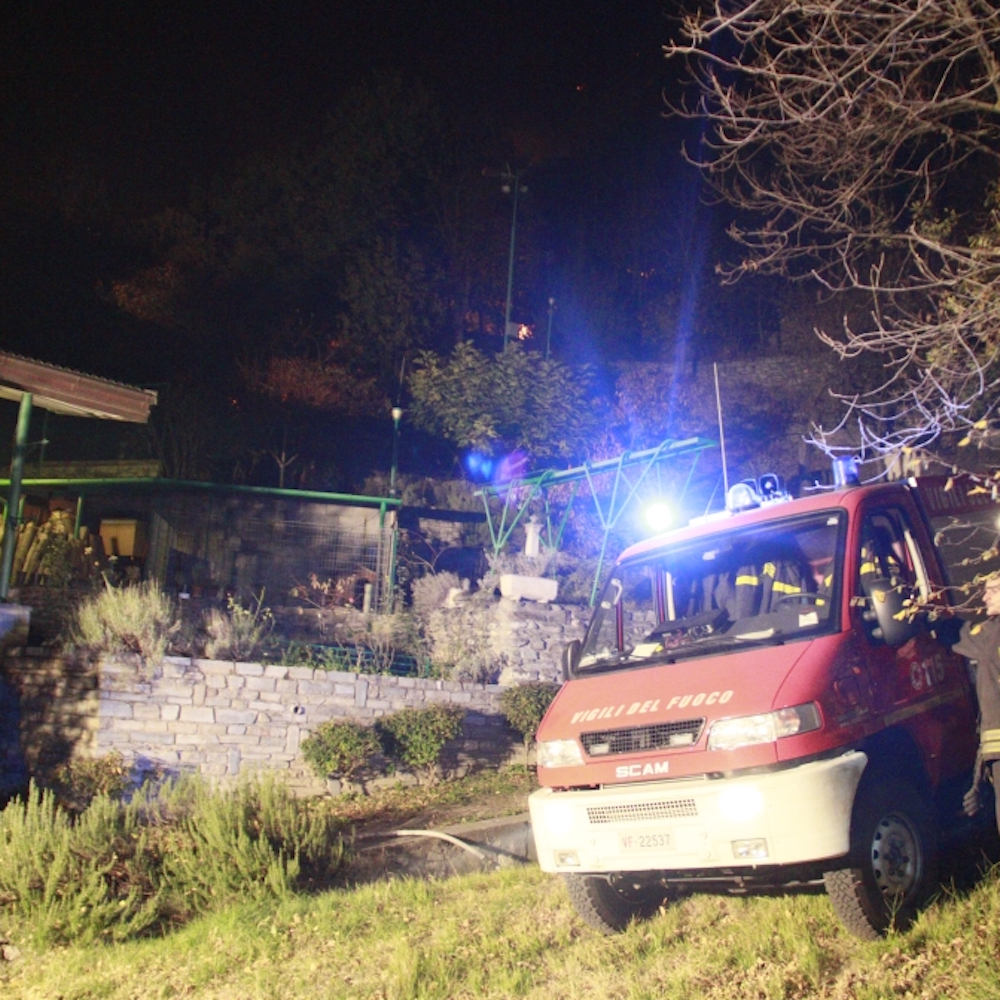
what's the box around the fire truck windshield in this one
[577,511,845,673]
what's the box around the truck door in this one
[854,503,976,785]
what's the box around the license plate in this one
[618,831,673,853]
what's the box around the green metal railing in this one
[476,436,717,604]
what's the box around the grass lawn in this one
[3,771,1000,998]
[5,865,1000,999]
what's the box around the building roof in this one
[0,352,157,422]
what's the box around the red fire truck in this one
[529,471,995,938]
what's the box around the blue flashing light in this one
[832,457,860,488]
[464,452,495,481]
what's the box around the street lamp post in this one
[501,167,527,351]
[389,406,403,497]
[546,297,555,359]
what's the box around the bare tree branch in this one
[667,1,1000,463]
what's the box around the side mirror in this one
[562,639,581,681]
[864,579,924,646]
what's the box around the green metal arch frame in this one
[475,436,716,604]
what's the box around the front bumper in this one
[530,751,867,874]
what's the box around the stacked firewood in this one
[0,511,106,585]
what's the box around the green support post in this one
[0,393,33,599]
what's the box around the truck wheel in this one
[562,873,669,933]
[823,780,937,940]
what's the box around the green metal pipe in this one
[0,476,402,509]
[477,437,714,497]
[0,393,33,599]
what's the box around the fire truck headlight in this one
[708,703,821,751]
[537,739,584,768]
[544,801,576,839]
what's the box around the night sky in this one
[0,2,739,479]
[2,2,675,217]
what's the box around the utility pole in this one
[546,297,555,359]
[499,166,527,350]
[389,406,403,497]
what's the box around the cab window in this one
[857,507,930,601]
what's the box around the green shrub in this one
[0,775,345,946]
[344,609,424,675]
[203,590,273,660]
[376,704,465,783]
[0,781,163,945]
[158,775,343,912]
[50,751,130,811]
[301,720,381,790]
[423,590,500,682]
[410,570,462,619]
[500,682,559,764]
[71,580,177,667]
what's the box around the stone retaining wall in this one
[1,598,587,795]
[426,598,587,685]
[2,651,519,795]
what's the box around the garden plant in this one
[499,682,559,765]
[375,704,465,784]
[300,720,381,792]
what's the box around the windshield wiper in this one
[659,629,787,663]
[648,608,728,639]
[575,650,634,675]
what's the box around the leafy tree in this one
[408,342,601,460]
[138,378,245,482]
[667,2,1000,463]
[112,76,445,388]
[335,237,439,394]
[428,116,524,345]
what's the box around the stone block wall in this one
[424,597,587,685]
[490,599,587,683]
[2,651,518,795]
[0,605,33,798]
[1,598,587,794]
[2,652,100,784]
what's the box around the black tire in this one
[823,779,937,939]
[562,873,669,934]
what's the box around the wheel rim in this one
[869,810,922,899]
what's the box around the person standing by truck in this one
[944,573,1000,830]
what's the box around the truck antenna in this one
[714,362,729,497]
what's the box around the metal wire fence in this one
[145,494,395,610]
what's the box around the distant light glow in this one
[495,451,529,483]
[464,452,495,481]
[645,501,673,534]
[465,450,530,484]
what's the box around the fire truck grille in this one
[587,799,698,824]
[579,719,705,757]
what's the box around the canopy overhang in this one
[0,353,157,598]
[0,353,157,421]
